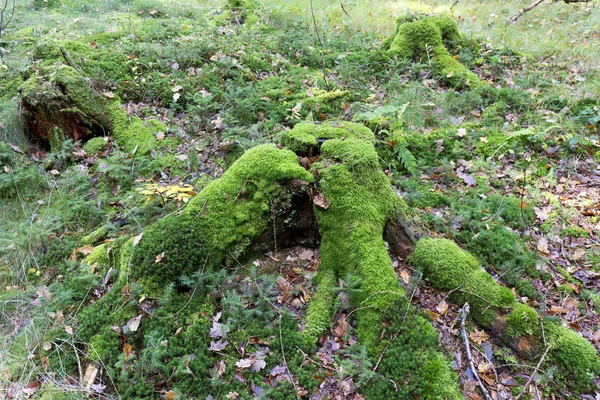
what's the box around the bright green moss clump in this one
[303,269,336,344]
[411,238,515,326]
[383,15,480,88]
[284,122,461,397]
[129,145,313,294]
[280,121,374,154]
[411,238,600,393]
[107,101,163,155]
[544,322,600,392]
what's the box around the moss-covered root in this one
[106,100,164,155]
[129,144,313,295]
[383,15,480,89]
[411,238,600,393]
[302,269,336,344]
[283,122,461,397]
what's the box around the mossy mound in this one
[21,65,112,149]
[282,122,462,398]
[129,144,313,295]
[106,100,164,155]
[383,14,480,89]
[411,238,600,393]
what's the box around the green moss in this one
[364,310,462,400]
[506,303,539,337]
[129,214,207,296]
[411,238,516,326]
[280,121,373,154]
[130,145,313,294]
[544,321,600,392]
[83,243,111,270]
[384,15,480,88]
[411,238,600,392]
[283,121,460,396]
[107,101,163,155]
[83,137,109,155]
[303,269,336,344]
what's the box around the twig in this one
[508,0,546,23]
[460,303,493,400]
[514,345,551,400]
[295,346,337,372]
[340,3,349,16]
[309,0,329,89]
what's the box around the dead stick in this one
[508,0,546,23]
[460,303,493,400]
[514,345,551,400]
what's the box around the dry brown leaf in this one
[537,236,550,255]
[164,391,175,400]
[400,270,411,284]
[123,343,133,358]
[82,364,98,388]
[313,193,330,209]
[549,306,568,315]
[469,328,490,344]
[125,315,142,333]
[436,299,449,315]
[69,245,94,261]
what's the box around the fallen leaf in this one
[208,340,228,352]
[400,270,411,284]
[155,251,165,263]
[43,342,52,351]
[537,236,550,255]
[124,315,142,333]
[235,358,253,369]
[436,299,449,315]
[123,343,133,357]
[164,391,176,400]
[313,193,330,209]
[133,233,144,246]
[469,328,490,344]
[210,321,230,338]
[65,325,74,336]
[82,364,98,388]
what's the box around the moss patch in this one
[283,121,461,397]
[21,65,112,146]
[130,144,313,294]
[383,15,480,88]
[411,238,600,392]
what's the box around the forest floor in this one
[0,0,599,399]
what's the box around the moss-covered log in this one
[410,238,600,393]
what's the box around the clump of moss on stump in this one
[282,121,462,399]
[411,238,600,393]
[382,14,480,89]
[128,144,313,296]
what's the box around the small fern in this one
[393,139,417,177]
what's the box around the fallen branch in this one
[509,0,590,23]
[508,0,546,23]
[460,303,493,400]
